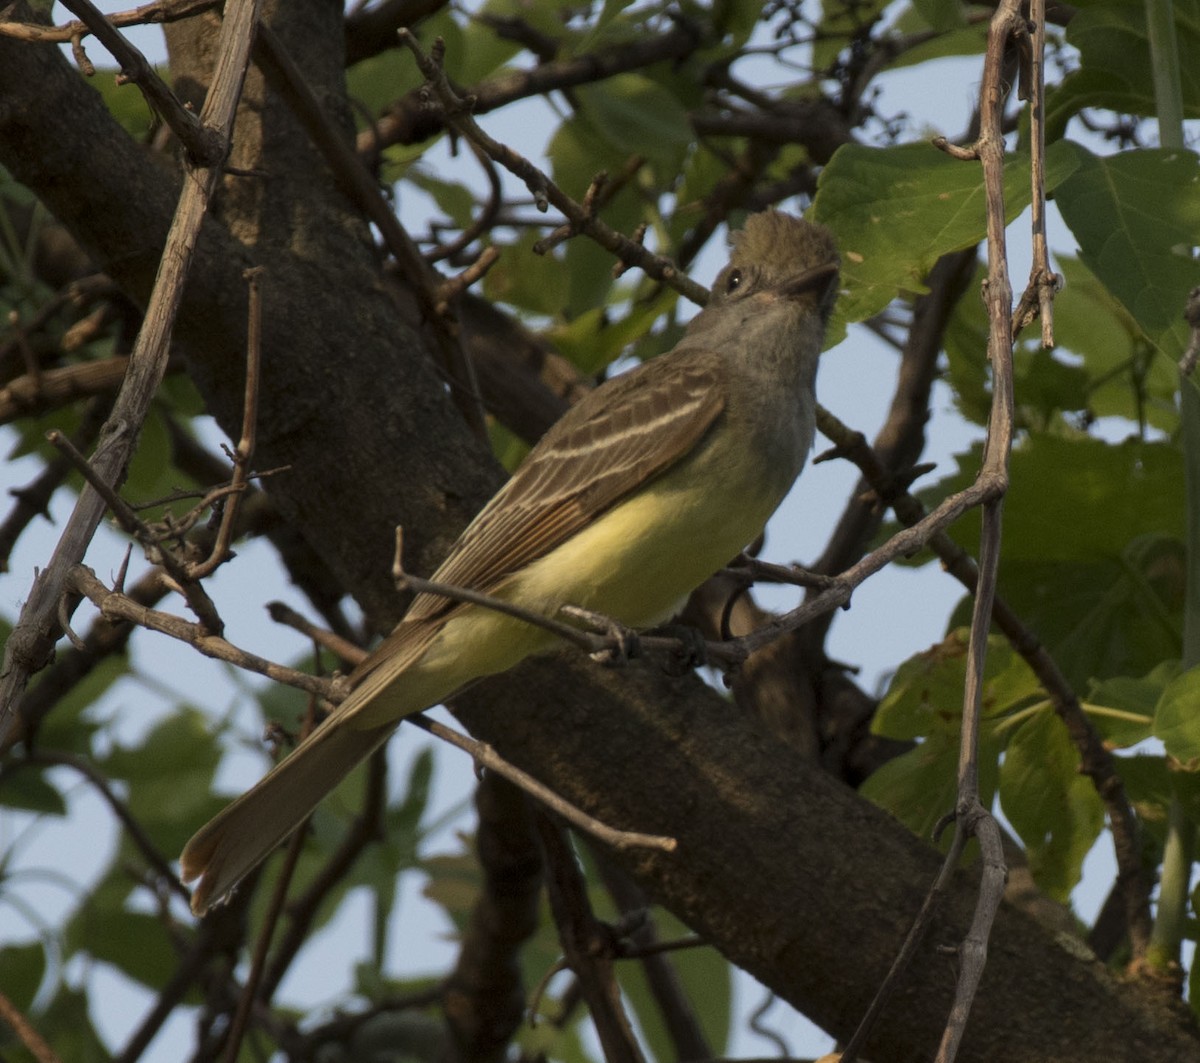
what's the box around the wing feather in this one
[351,350,725,687]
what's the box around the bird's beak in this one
[778,259,840,301]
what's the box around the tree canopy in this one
[1,0,1199,1061]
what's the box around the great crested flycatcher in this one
[181,211,840,914]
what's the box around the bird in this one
[181,211,840,915]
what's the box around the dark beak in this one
[778,259,840,300]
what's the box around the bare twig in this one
[221,700,321,1063]
[841,2,1027,1059]
[5,749,190,903]
[0,988,63,1063]
[186,267,264,579]
[535,814,647,1063]
[66,565,334,698]
[397,31,710,307]
[257,749,388,1001]
[816,404,1154,961]
[0,356,139,423]
[0,398,109,572]
[0,0,220,44]
[57,0,224,163]
[1179,286,1200,376]
[409,714,677,854]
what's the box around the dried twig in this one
[186,267,264,579]
[57,0,223,162]
[397,31,709,307]
[0,989,61,1063]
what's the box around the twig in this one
[434,246,501,315]
[424,143,503,265]
[815,406,1152,952]
[187,267,264,579]
[0,0,220,44]
[1179,286,1200,376]
[841,2,1026,1058]
[66,565,334,698]
[535,813,647,1063]
[47,430,226,635]
[0,356,138,423]
[1013,0,1060,346]
[441,773,542,1059]
[5,750,190,904]
[0,397,109,572]
[266,601,363,667]
[257,750,388,1001]
[67,560,676,853]
[397,31,710,307]
[0,0,264,743]
[0,988,62,1063]
[57,0,223,163]
[408,714,677,854]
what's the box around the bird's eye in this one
[725,269,743,294]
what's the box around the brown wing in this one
[349,349,725,686]
[417,349,724,611]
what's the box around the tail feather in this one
[181,716,395,915]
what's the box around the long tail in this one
[180,714,395,915]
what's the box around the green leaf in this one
[1086,660,1178,748]
[927,436,1184,564]
[861,731,970,841]
[1114,754,1200,842]
[910,0,965,32]
[811,0,891,72]
[0,942,46,1012]
[1054,147,1200,361]
[69,909,179,991]
[1045,0,1200,137]
[574,73,692,171]
[548,288,678,375]
[999,707,1105,901]
[1051,256,1177,433]
[811,140,1081,335]
[16,985,106,1063]
[483,231,572,318]
[102,706,224,849]
[0,767,66,815]
[873,631,1041,740]
[1154,663,1200,767]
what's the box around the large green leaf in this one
[811,139,1081,334]
[1054,147,1200,361]
[575,73,692,172]
[1045,0,1200,137]
[1154,663,1200,767]
[998,707,1105,901]
[926,435,1184,564]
